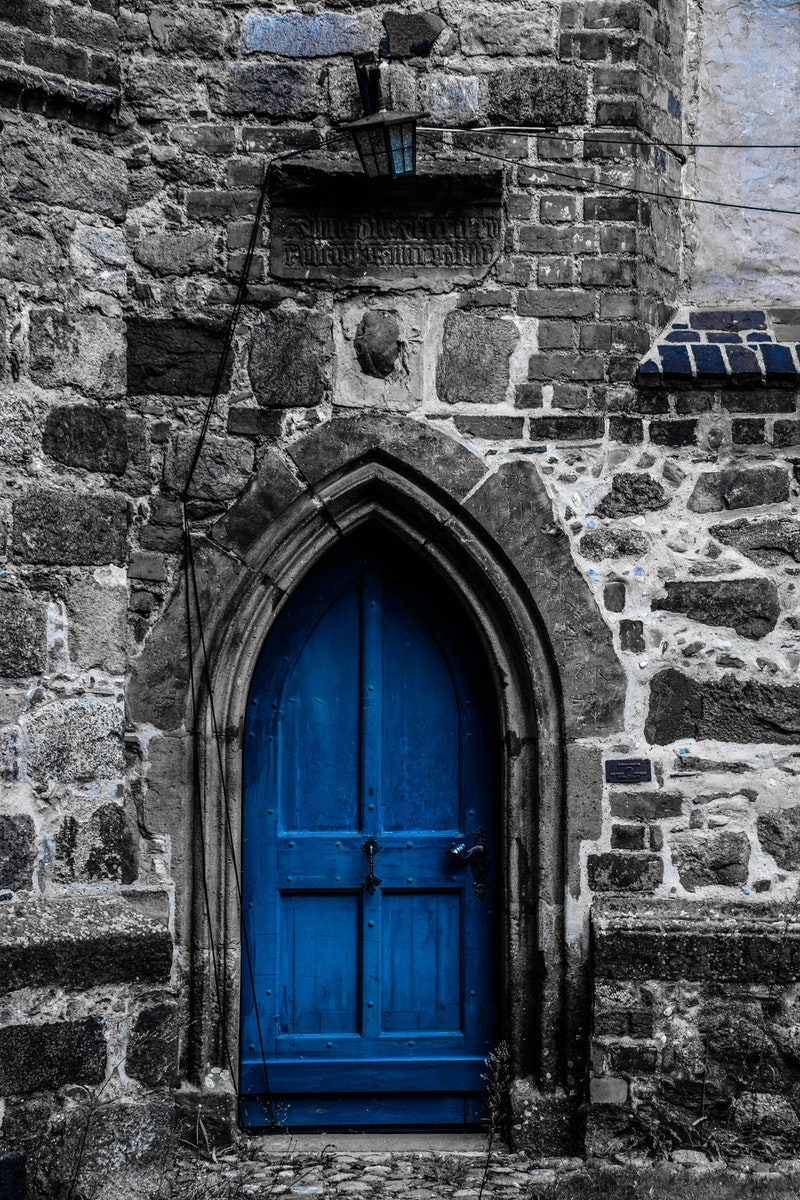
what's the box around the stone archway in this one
[129,416,626,1149]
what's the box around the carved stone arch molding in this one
[129,415,625,1149]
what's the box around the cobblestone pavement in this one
[177,1143,575,1198]
[171,1138,800,1199]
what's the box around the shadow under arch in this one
[132,417,626,1145]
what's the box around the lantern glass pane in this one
[386,121,416,178]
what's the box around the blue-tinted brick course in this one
[761,343,796,376]
[639,309,800,386]
[658,344,692,376]
[689,309,766,331]
[691,344,726,376]
[726,345,761,376]
[243,13,370,57]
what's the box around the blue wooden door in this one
[241,532,500,1128]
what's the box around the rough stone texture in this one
[0,897,173,994]
[0,1019,106,1095]
[29,310,125,397]
[437,312,519,405]
[126,1002,180,1087]
[248,310,332,408]
[593,900,800,982]
[688,466,789,512]
[42,405,129,475]
[646,669,800,745]
[4,134,126,221]
[133,229,215,275]
[242,13,370,57]
[56,804,138,885]
[13,489,129,565]
[653,578,781,639]
[594,473,669,519]
[0,591,46,677]
[579,527,648,560]
[384,11,446,58]
[215,64,319,118]
[587,853,664,893]
[671,830,750,890]
[164,433,254,503]
[709,516,800,566]
[26,698,124,783]
[488,66,588,126]
[0,815,35,894]
[758,807,800,871]
[460,10,555,56]
[354,310,401,379]
[66,573,128,673]
[127,318,233,396]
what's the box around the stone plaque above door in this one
[270,158,504,289]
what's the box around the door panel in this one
[241,531,500,1128]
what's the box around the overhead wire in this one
[416,128,800,218]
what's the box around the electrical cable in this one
[183,514,240,1101]
[185,528,276,1128]
[417,129,800,218]
[425,125,800,150]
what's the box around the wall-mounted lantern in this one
[343,53,423,179]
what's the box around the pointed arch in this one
[132,416,625,1146]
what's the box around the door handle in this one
[362,836,382,893]
[447,828,490,900]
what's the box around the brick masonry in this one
[0,0,798,1177]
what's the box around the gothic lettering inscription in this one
[271,192,503,287]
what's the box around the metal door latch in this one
[447,828,490,900]
[362,836,382,893]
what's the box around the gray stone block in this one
[29,310,125,397]
[671,831,750,890]
[0,896,173,993]
[0,1019,106,1095]
[26,697,124,783]
[215,63,319,117]
[688,466,789,513]
[758,807,800,871]
[0,591,46,677]
[164,433,254,502]
[594,473,669,518]
[460,10,555,56]
[127,317,232,396]
[56,803,137,885]
[126,1002,179,1087]
[42,405,129,475]
[242,13,370,56]
[709,516,800,566]
[133,229,216,275]
[248,310,333,408]
[488,65,588,126]
[437,311,518,405]
[384,11,446,58]
[646,668,800,745]
[654,578,781,640]
[66,574,127,673]
[13,488,129,565]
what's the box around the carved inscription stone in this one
[270,159,504,290]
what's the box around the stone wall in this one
[0,0,799,1173]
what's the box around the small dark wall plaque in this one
[270,157,504,290]
[605,758,652,784]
